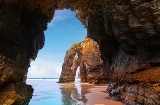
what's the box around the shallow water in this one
[27,79,62,105]
[27,79,123,105]
[27,79,94,105]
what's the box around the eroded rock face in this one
[0,1,48,104]
[85,1,160,105]
[79,38,109,83]
[59,38,109,83]
[59,0,160,104]
[107,82,160,105]
[0,83,33,105]
[59,49,76,82]
[1,0,160,104]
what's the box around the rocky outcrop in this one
[59,38,108,83]
[59,0,160,104]
[85,1,160,105]
[0,55,33,104]
[59,49,77,82]
[78,38,108,83]
[107,82,160,105]
[1,0,160,104]
[0,83,33,105]
[0,1,48,104]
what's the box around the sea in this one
[27,78,95,105]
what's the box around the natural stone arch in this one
[59,38,109,83]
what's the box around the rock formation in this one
[85,1,160,105]
[0,83,33,105]
[0,0,160,104]
[59,38,108,83]
[59,49,77,82]
[0,1,47,104]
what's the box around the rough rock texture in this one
[0,83,33,105]
[59,49,77,82]
[59,38,108,83]
[59,0,160,104]
[85,1,160,105]
[0,1,48,104]
[1,0,160,104]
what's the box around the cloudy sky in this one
[27,9,87,78]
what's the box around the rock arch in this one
[59,38,108,83]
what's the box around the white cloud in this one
[48,9,74,27]
[27,56,62,78]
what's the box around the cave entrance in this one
[27,9,86,79]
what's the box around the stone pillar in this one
[59,50,76,83]
[59,63,75,83]
[79,60,87,82]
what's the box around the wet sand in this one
[85,85,124,105]
[27,79,124,105]
[60,82,124,105]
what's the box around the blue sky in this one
[27,9,87,78]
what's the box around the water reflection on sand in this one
[60,79,92,105]
[59,79,123,105]
[27,79,123,105]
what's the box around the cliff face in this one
[0,1,48,104]
[59,0,160,104]
[79,38,106,83]
[0,0,160,105]
[86,1,160,105]
[59,38,108,83]
[59,49,77,82]
[88,1,160,105]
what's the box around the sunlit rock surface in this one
[1,0,160,104]
[59,38,108,83]
[0,83,33,105]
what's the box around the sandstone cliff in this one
[59,38,108,83]
[0,0,160,105]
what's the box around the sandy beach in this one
[85,85,124,105]
[27,79,124,105]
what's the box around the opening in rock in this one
[27,9,86,79]
[75,66,80,82]
[26,9,87,105]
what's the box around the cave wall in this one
[59,0,160,104]
[0,0,160,105]
[0,1,53,104]
[86,0,160,105]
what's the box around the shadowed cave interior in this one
[0,0,160,105]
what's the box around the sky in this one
[27,9,87,78]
